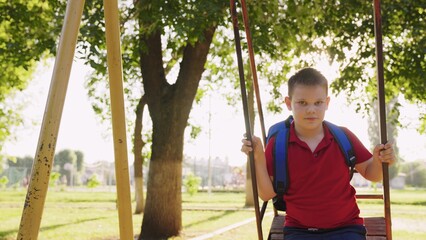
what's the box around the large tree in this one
[2,0,425,239]
[135,2,221,237]
[368,97,401,179]
[54,149,77,186]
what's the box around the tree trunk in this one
[245,172,254,206]
[141,151,183,239]
[368,97,400,179]
[134,96,146,214]
[138,25,216,239]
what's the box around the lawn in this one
[0,188,425,239]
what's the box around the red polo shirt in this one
[265,122,372,229]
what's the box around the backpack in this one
[265,116,357,211]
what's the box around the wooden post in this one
[103,0,134,239]
[16,0,85,239]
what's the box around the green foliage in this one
[184,172,202,196]
[420,114,426,134]
[76,0,425,142]
[223,1,425,130]
[49,172,61,187]
[1,1,423,148]
[87,174,101,188]
[189,123,202,140]
[0,0,66,150]
[54,149,78,186]
[3,156,33,187]
[54,149,77,166]
[0,175,8,188]
[7,156,33,169]
[319,1,426,128]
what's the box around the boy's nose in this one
[306,104,316,113]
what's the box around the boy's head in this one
[287,68,328,99]
[285,67,330,129]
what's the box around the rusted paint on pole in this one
[103,0,134,239]
[16,0,85,239]
[373,0,392,239]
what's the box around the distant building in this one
[390,173,406,189]
[351,173,371,188]
[84,161,116,185]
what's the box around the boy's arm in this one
[355,142,396,182]
[241,136,276,201]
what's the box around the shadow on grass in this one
[411,201,426,206]
[183,210,236,229]
[390,201,426,206]
[0,216,108,239]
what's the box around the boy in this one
[241,67,396,239]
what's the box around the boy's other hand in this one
[373,142,396,166]
[241,135,262,155]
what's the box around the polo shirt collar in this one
[288,121,334,150]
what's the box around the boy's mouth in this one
[305,117,317,121]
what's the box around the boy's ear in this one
[285,97,292,110]
[325,96,330,109]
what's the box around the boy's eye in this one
[315,101,324,106]
[297,101,307,106]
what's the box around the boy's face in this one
[285,84,330,131]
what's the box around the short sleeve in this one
[265,136,275,177]
[342,127,373,164]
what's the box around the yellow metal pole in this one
[16,0,85,239]
[103,0,134,239]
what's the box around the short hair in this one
[287,67,328,98]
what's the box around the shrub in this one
[49,172,61,187]
[0,176,9,189]
[87,174,101,188]
[184,173,201,196]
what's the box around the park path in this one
[188,211,273,240]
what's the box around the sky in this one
[2,59,425,167]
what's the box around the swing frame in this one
[16,0,134,239]
[15,0,392,239]
[230,0,392,239]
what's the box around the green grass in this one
[0,188,425,239]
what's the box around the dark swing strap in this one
[229,1,263,239]
[373,0,392,239]
[238,0,271,221]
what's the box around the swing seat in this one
[268,194,388,240]
[268,215,387,240]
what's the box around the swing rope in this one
[373,0,392,239]
[230,0,264,239]
[238,0,272,221]
[230,1,392,239]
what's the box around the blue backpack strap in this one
[324,121,357,179]
[266,116,293,199]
